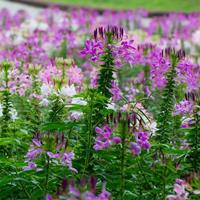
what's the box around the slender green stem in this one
[136,156,152,189]
[82,93,94,175]
[120,120,126,200]
[45,154,50,193]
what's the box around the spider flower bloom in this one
[23,162,38,171]
[94,125,121,150]
[167,179,189,200]
[130,131,151,156]
[93,26,124,42]
[23,134,77,173]
[45,194,53,200]
[177,59,200,92]
[81,26,137,68]
[110,81,122,102]
[46,178,111,200]
[148,47,170,89]
[174,100,194,116]
[80,39,104,62]
[130,142,141,155]
[67,65,84,86]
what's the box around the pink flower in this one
[148,48,170,89]
[174,100,194,116]
[23,162,37,171]
[177,60,200,92]
[110,81,122,102]
[67,65,84,86]
[167,179,189,200]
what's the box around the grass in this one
[50,0,200,12]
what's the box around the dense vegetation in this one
[0,7,199,200]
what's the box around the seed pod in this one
[62,177,68,191]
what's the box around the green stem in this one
[136,156,152,189]
[82,93,94,175]
[45,154,50,193]
[120,120,126,200]
[160,149,167,200]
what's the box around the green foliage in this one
[51,0,200,12]
[98,46,115,99]
[48,94,66,123]
[0,62,12,135]
[155,54,179,143]
[185,107,200,171]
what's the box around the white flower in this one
[0,104,3,117]
[37,22,48,31]
[192,29,200,45]
[71,98,87,105]
[70,111,83,120]
[21,19,48,31]
[5,29,25,45]
[10,108,18,121]
[149,122,158,134]
[39,98,49,107]
[107,103,116,111]
[41,84,53,97]
[60,85,76,97]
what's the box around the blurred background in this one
[1,0,200,13]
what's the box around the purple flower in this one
[130,142,141,155]
[140,141,151,150]
[94,125,121,150]
[61,152,78,173]
[130,132,151,156]
[23,162,37,171]
[112,136,121,144]
[95,127,103,134]
[69,183,80,197]
[24,134,77,173]
[46,194,53,200]
[112,40,138,68]
[97,190,111,200]
[167,180,189,200]
[47,152,61,159]
[174,100,194,116]
[32,139,42,147]
[177,59,200,92]
[26,148,42,161]
[110,81,122,102]
[148,48,170,89]
[80,39,104,62]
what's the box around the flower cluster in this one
[167,179,189,200]
[81,26,137,69]
[174,100,194,116]
[110,81,122,102]
[23,133,77,173]
[67,65,84,86]
[46,177,111,200]
[80,39,104,62]
[93,125,121,150]
[130,132,151,156]
[177,60,200,92]
[148,48,171,89]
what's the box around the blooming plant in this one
[0,7,199,200]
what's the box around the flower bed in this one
[0,6,199,200]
